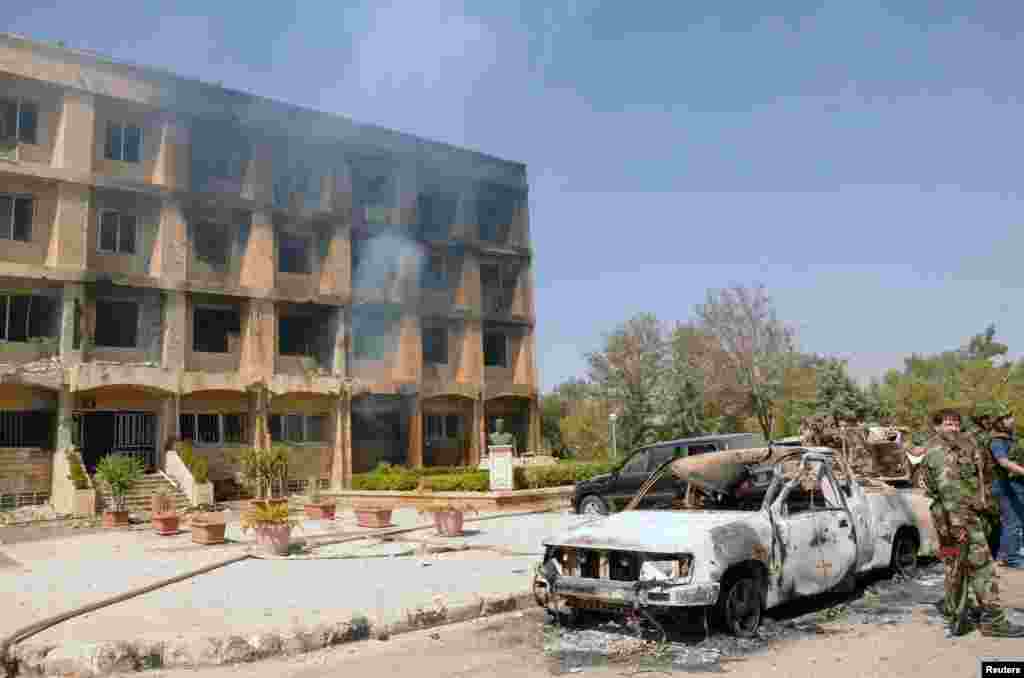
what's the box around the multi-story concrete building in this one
[0,33,537,508]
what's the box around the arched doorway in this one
[74,385,168,472]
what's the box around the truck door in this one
[811,465,858,588]
[769,476,829,599]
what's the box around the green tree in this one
[586,313,665,453]
[813,358,871,422]
[695,284,796,440]
[559,398,612,461]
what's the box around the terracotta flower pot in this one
[253,523,292,556]
[191,521,227,545]
[434,510,464,537]
[102,510,130,528]
[152,514,180,535]
[304,503,336,520]
[355,508,393,528]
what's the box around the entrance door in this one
[79,412,157,473]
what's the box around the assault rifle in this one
[951,538,972,636]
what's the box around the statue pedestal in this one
[488,445,515,490]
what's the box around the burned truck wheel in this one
[889,528,919,578]
[579,495,610,516]
[714,572,764,638]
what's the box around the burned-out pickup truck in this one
[533,446,937,637]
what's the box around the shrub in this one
[513,462,616,489]
[176,441,209,484]
[419,472,489,492]
[351,461,614,491]
[95,454,145,511]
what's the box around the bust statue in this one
[488,418,515,447]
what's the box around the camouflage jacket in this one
[921,431,986,534]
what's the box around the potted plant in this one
[189,509,227,544]
[303,476,336,520]
[418,500,478,537]
[241,500,301,555]
[354,504,393,528]
[95,453,144,527]
[238,443,290,509]
[150,490,179,535]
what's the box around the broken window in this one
[193,305,241,353]
[94,299,138,348]
[179,413,248,445]
[476,184,518,242]
[269,414,327,443]
[0,411,54,448]
[351,307,398,361]
[0,98,38,144]
[416,190,456,240]
[98,210,137,254]
[481,261,518,313]
[0,294,57,341]
[420,253,447,289]
[422,326,447,364]
[104,121,142,163]
[425,414,460,440]
[279,313,316,356]
[278,232,311,274]
[0,195,33,241]
[192,221,231,268]
[483,330,508,367]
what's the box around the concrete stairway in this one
[96,473,191,515]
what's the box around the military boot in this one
[979,610,1024,638]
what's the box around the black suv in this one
[571,433,766,515]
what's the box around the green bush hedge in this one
[351,461,615,492]
[513,462,616,489]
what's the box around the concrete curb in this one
[10,591,536,677]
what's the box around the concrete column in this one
[395,162,419,226]
[318,220,351,297]
[457,320,484,385]
[331,393,352,490]
[54,91,96,172]
[454,250,481,311]
[528,397,541,455]
[331,159,354,215]
[152,199,188,283]
[46,183,90,270]
[407,395,423,469]
[470,396,484,467]
[56,388,75,450]
[241,299,276,384]
[395,312,422,384]
[329,307,348,377]
[59,283,85,363]
[153,115,191,191]
[240,210,275,292]
[243,141,274,204]
[162,291,188,370]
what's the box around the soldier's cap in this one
[929,402,966,424]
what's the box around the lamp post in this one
[609,412,618,461]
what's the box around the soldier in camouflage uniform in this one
[921,404,1024,637]
[975,401,1024,569]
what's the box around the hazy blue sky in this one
[8,2,1024,390]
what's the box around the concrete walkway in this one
[0,508,590,646]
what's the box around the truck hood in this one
[543,510,760,554]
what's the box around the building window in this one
[425,414,460,440]
[269,414,327,443]
[422,326,447,364]
[104,121,142,163]
[94,300,139,348]
[179,413,248,445]
[279,233,311,274]
[0,98,39,144]
[0,410,54,448]
[192,221,231,268]
[0,195,33,242]
[279,314,316,356]
[193,305,241,353]
[420,253,447,289]
[98,210,137,254]
[0,294,57,342]
[352,308,398,361]
[483,330,508,367]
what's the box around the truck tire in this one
[889,528,919,578]
[579,495,610,516]
[714,573,764,638]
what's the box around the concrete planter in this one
[433,510,465,537]
[250,498,288,511]
[355,508,393,528]
[72,489,97,517]
[191,521,227,545]
[102,510,129,528]
[252,523,292,556]
[152,514,180,535]
[304,503,336,520]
